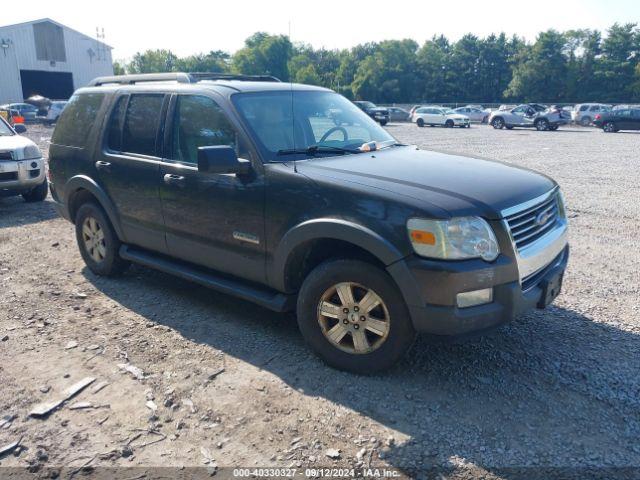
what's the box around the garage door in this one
[20,70,74,100]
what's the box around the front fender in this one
[270,218,406,292]
[64,175,125,241]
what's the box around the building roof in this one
[0,18,112,49]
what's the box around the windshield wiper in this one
[277,145,362,157]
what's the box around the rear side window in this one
[122,94,165,157]
[52,93,104,148]
[579,105,588,111]
[106,96,127,151]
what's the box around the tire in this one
[491,118,505,129]
[22,178,48,202]
[379,120,388,126]
[416,118,425,128]
[580,116,592,127]
[75,202,130,276]
[535,119,549,131]
[296,259,416,374]
[603,122,617,133]
[549,125,559,131]
[445,120,454,128]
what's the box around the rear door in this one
[159,93,266,283]
[94,92,169,253]
[616,109,634,130]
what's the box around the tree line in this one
[114,24,640,104]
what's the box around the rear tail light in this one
[595,114,601,120]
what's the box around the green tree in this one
[127,49,179,73]
[505,30,568,102]
[232,33,293,80]
[176,50,230,73]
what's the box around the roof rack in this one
[88,72,281,87]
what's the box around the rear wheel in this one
[491,118,505,129]
[416,118,425,128]
[445,120,454,128]
[603,121,617,133]
[379,120,388,126]
[75,202,130,276]
[580,116,592,127]
[22,178,48,202]
[296,259,416,374]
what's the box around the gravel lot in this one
[0,123,639,478]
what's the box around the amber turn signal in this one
[409,230,436,245]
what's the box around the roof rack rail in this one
[88,72,281,87]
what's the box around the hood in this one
[447,113,468,120]
[297,146,555,219]
[0,134,38,158]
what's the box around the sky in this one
[1,0,639,61]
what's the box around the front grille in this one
[506,193,560,251]
[0,151,13,161]
[0,172,18,182]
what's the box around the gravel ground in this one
[0,123,639,478]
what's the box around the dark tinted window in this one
[106,96,127,151]
[51,93,104,148]
[171,95,238,164]
[122,94,164,157]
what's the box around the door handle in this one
[95,161,111,172]
[163,174,186,187]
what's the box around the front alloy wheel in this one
[603,122,617,133]
[296,259,416,374]
[492,118,504,129]
[536,119,549,131]
[317,282,390,354]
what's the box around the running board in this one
[119,245,295,312]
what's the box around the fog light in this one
[456,288,493,308]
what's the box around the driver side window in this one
[171,95,241,165]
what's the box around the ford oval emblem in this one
[535,210,552,226]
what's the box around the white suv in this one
[0,116,47,202]
[572,103,611,126]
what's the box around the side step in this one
[119,245,295,313]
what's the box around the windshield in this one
[0,117,14,136]
[233,91,395,161]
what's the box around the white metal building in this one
[0,18,113,104]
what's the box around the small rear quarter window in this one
[51,93,105,148]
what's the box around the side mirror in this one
[14,123,27,134]
[197,145,250,175]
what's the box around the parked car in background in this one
[48,72,568,373]
[572,103,611,126]
[353,101,390,125]
[0,115,47,201]
[45,101,68,124]
[413,107,470,128]
[0,108,26,127]
[453,106,488,123]
[386,106,410,122]
[489,104,569,131]
[498,104,517,111]
[593,108,640,132]
[0,103,38,122]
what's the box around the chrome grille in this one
[506,193,560,251]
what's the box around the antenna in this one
[288,20,297,173]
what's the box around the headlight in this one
[557,190,567,219]
[22,145,42,160]
[407,217,499,261]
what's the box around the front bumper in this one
[452,118,470,126]
[0,158,45,195]
[389,246,568,336]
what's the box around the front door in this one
[95,93,168,253]
[159,93,266,284]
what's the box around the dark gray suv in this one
[48,73,569,373]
